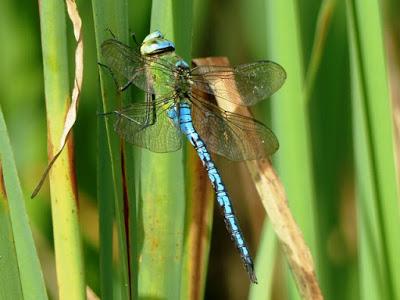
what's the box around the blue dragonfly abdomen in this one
[167,102,257,283]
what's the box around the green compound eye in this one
[140,31,175,56]
[142,30,163,43]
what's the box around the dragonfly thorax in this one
[173,60,192,98]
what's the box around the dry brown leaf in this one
[192,57,323,300]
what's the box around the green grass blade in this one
[0,106,48,300]
[192,0,211,59]
[304,0,337,103]
[38,0,85,298]
[304,2,355,298]
[91,0,130,298]
[151,0,193,60]
[0,193,23,300]
[265,0,317,251]
[346,0,400,299]
[137,147,185,299]
[97,105,115,300]
[134,1,193,298]
[264,0,319,298]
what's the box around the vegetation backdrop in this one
[0,0,399,299]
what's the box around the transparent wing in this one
[101,39,175,93]
[190,94,279,161]
[191,61,286,106]
[111,97,182,152]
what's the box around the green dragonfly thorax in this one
[141,31,192,102]
[142,52,191,100]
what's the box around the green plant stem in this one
[38,0,85,298]
[304,0,337,103]
[91,0,130,298]
[265,0,319,298]
[135,1,192,298]
[0,106,48,299]
[347,0,400,299]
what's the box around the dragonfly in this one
[101,30,286,283]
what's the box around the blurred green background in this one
[1,0,399,299]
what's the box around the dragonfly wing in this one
[101,39,175,93]
[112,97,182,152]
[191,61,286,106]
[190,95,279,161]
[101,39,148,91]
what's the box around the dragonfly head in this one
[140,30,175,56]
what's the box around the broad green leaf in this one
[39,0,85,297]
[347,0,400,299]
[0,106,48,300]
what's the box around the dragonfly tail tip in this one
[246,263,258,284]
[249,271,258,284]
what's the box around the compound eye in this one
[143,30,164,43]
[140,40,175,55]
[140,31,175,56]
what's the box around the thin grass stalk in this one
[346,0,400,299]
[0,106,48,299]
[126,3,153,298]
[91,0,130,298]
[0,191,23,300]
[97,107,115,300]
[264,0,319,298]
[303,0,337,103]
[38,0,85,298]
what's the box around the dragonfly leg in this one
[117,94,158,132]
[105,27,116,38]
[99,94,158,134]
[98,62,134,92]
[112,111,155,131]
[119,78,134,92]
[130,32,139,46]
[136,93,157,131]
[113,111,142,125]
[97,107,143,127]
[98,62,122,89]
[177,102,258,284]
